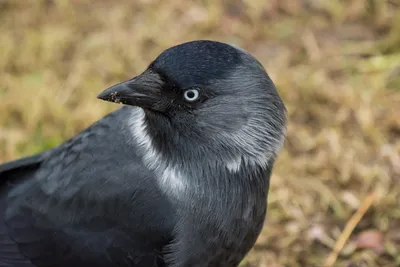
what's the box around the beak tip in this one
[97,92,108,101]
[97,88,119,103]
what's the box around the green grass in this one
[1,0,399,266]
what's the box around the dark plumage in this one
[0,40,286,267]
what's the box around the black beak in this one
[97,71,162,109]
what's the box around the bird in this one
[0,40,286,267]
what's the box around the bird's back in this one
[0,107,174,267]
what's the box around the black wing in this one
[0,154,44,267]
[0,154,44,184]
[0,109,174,267]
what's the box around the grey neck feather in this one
[125,107,284,198]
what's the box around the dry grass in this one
[0,0,399,266]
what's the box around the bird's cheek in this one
[150,99,173,113]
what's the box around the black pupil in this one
[186,91,195,99]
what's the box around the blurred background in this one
[0,0,399,266]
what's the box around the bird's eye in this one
[183,89,200,102]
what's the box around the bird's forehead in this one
[152,41,244,86]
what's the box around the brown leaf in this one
[353,230,385,254]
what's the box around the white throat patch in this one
[128,108,186,196]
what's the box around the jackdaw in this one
[0,40,287,267]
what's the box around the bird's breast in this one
[165,174,268,266]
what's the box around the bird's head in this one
[98,40,286,172]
